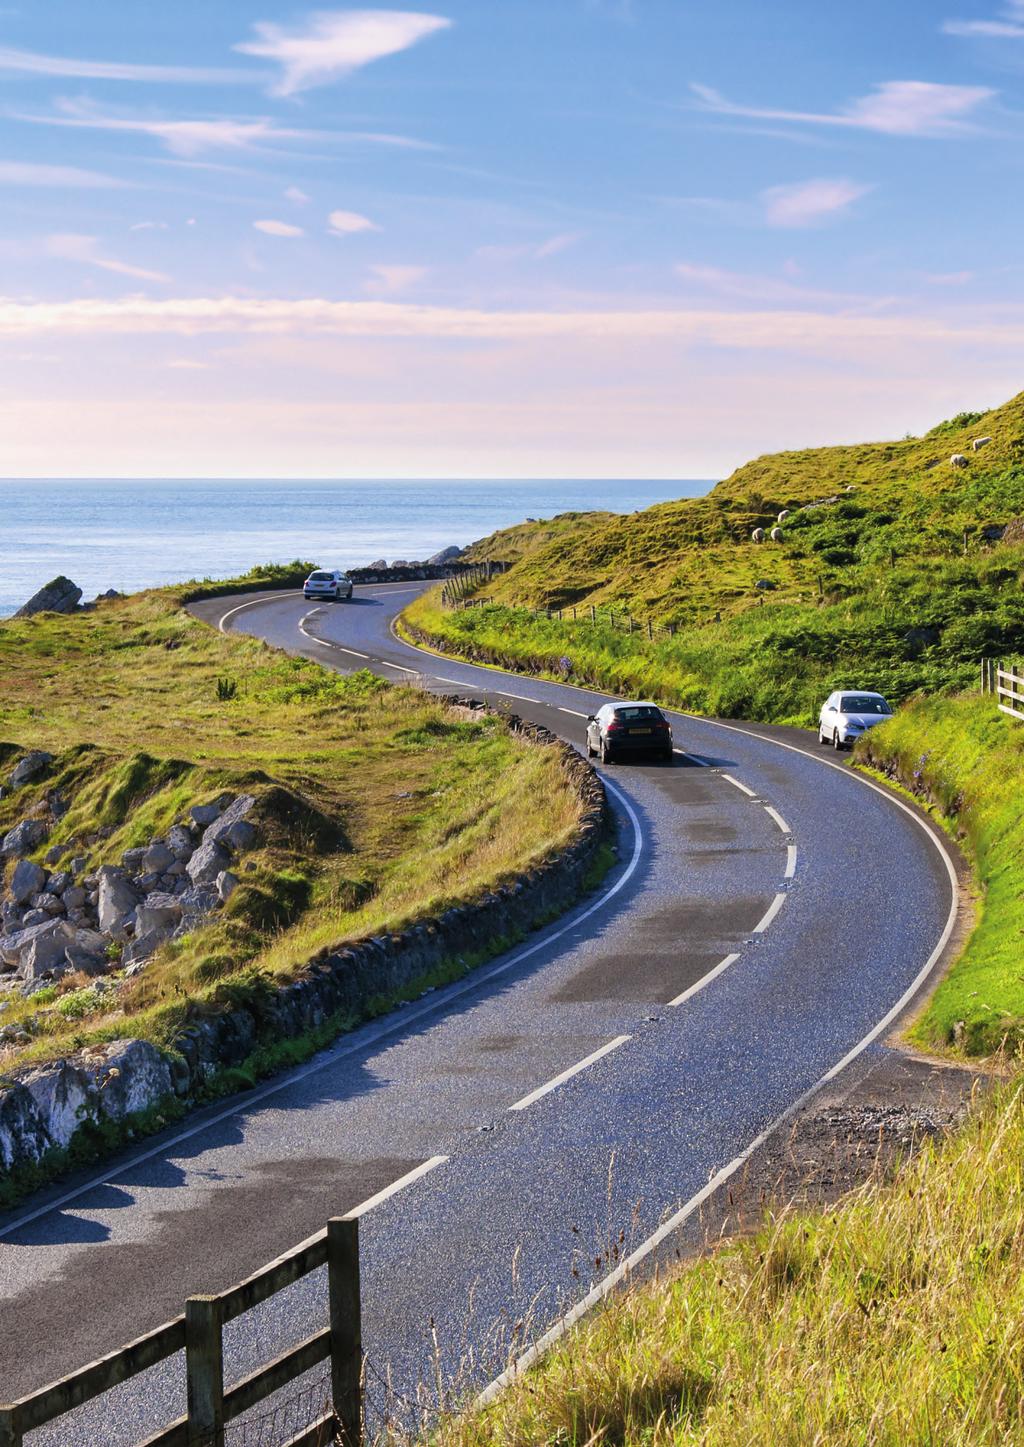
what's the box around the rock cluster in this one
[13,577,124,619]
[0,771,258,1001]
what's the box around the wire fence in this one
[440,590,689,642]
[221,1365,334,1447]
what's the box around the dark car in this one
[585,702,673,763]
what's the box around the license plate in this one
[629,727,652,735]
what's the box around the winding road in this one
[0,582,960,1446]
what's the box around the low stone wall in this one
[0,706,609,1185]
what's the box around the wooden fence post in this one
[185,1296,225,1447]
[0,1407,22,1447]
[647,620,653,640]
[328,1217,363,1447]
[590,606,595,623]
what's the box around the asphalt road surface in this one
[0,582,959,1445]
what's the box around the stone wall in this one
[0,707,609,1184]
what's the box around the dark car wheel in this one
[660,749,673,763]
[600,739,613,764]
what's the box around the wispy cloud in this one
[944,1,1024,37]
[15,98,436,156]
[328,208,379,235]
[674,260,866,305]
[364,264,427,295]
[0,43,254,84]
[0,158,124,188]
[535,231,583,258]
[130,220,169,231]
[236,9,452,96]
[43,234,171,284]
[476,232,584,262]
[284,185,311,203]
[761,177,871,227]
[692,79,995,137]
[926,270,975,285]
[254,218,305,237]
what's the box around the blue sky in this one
[2,1,1023,477]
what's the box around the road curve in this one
[0,582,958,1445]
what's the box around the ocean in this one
[0,478,710,618]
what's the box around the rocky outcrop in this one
[14,577,83,618]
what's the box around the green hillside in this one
[413,393,1024,722]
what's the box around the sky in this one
[2,0,1024,478]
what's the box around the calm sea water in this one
[0,479,709,618]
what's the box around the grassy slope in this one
[428,395,1024,721]
[0,582,584,1071]
[422,695,1024,1447]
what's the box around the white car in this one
[818,690,892,750]
[303,569,353,602]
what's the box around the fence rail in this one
[982,658,1024,721]
[0,1217,362,1447]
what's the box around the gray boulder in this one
[427,545,463,565]
[165,825,195,861]
[21,908,48,927]
[48,871,71,896]
[121,930,167,968]
[135,892,182,937]
[6,920,77,980]
[141,840,175,874]
[216,870,239,903]
[9,859,46,905]
[96,869,139,939]
[200,796,256,851]
[14,576,83,618]
[38,893,65,917]
[10,751,54,787]
[121,848,146,872]
[1,819,49,859]
[186,840,231,886]
[64,928,108,975]
[189,802,222,828]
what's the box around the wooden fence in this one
[982,658,1024,721]
[0,1216,362,1447]
[440,592,688,641]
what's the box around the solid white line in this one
[558,707,587,718]
[0,785,645,1240]
[508,1037,631,1112]
[342,1156,448,1219]
[785,845,797,879]
[667,954,740,1008]
[674,749,709,765]
[720,773,756,798]
[764,805,791,835]
[216,591,303,632]
[753,892,786,933]
[380,661,417,674]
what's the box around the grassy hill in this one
[408,393,1024,722]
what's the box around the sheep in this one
[777,509,790,522]
[972,436,992,452]
[751,527,765,543]
[770,527,783,542]
[950,453,969,469]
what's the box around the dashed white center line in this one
[753,892,787,933]
[509,1036,631,1112]
[721,773,757,798]
[785,845,798,879]
[764,805,791,834]
[342,1156,448,1219]
[668,953,740,1008]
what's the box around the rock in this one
[38,894,65,917]
[7,920,77,980]
[121,848,147,872]
[136,872,163,892]
[981,524,1005,542]
[173,885,219,933]
[121,930,167,968]
[95,588,124,602]
[48,871,71,896]
[427,545,463,565]
[47,792,69,820]
[21,909,48,927]
[1,818,49,859]
[201,795,256,851]
[165,860,187,877]
[96,868,139,939]
[70,856,87,875]
[44,842,69,865]
[368,559,387,571]
[10,751,54,787]
[190,802,223,828]
[14,576,83,618]
[135,893,182,937]
[754,579,776,591]
[224,819,257,853]
[186,840,231,886]
[1000,517,1024,546]
[142,840,175,874]
[9,859,46,905]
[166,824,195,861]
[64,927,109,975]
[216,871,239,903]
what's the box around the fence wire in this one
[218,1363,335,1447]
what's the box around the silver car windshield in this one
[840,696,890,714]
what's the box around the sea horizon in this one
[0,477,712,618]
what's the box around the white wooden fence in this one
[982,659,1024,721]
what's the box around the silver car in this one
[303,569,353,601]
[818,690,892,750]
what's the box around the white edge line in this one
[508,1036,631,1112]
[764,805,791,834]
[342,1156,448,1219]
[784,845,797,879]
[0,781,644,1239]
[753,892,786,933]
[478,835,959,1408]
[557,707,587,718]
[216,591,304,632]
[720,773,756,798]
[667,954,740,1008]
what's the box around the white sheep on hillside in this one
[972,436,992,452]
[770,527,783,542]
[950,453,969,469]
[751,527,765,543]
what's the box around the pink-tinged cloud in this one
[760,178,871,228]
[692,79,995,137]
[253,219,305,237]
[43,234,171,284]
[236,9,452,96]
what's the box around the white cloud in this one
[0,159,123,188]
[130,220,169,231]
[364,264,427,295]
[236,9,452,96]
[926,270,975,285]
[16,98,435,156]
[535,232,583,258]
[43,234,171,284]
[284,185,311,203]
[760,178,871,227]
[254,218,306,237]
[944,2,1024,37]
[674,260,863,305]
[692,79,994,137]
[0,44,252,84]
[328,208,378,235]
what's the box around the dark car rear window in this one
[615,706,663,721]
[309,572,333,581]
